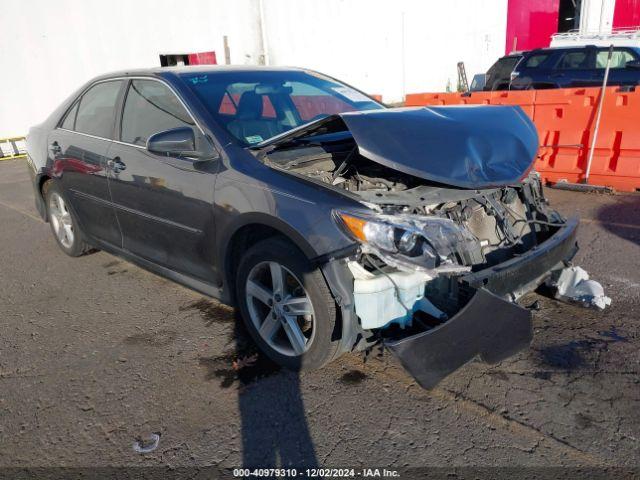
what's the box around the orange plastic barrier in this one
[487,90,536,118]
[405,92,468,106]
[405,87,640,192]
[534,88,599,186]
[588,89,640,191]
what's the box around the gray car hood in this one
[261,105,539,189]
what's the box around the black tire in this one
[236,237,339,371]
[43,180,92,257]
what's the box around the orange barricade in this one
[405,87,640,192]
[405,92,465,106]
[534,88,599,185]
[464,91,492,106]
[587,89,640,191]
[488,90,536,118]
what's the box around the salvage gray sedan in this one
[26,66,610,388]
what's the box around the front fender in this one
[219,211,319,266]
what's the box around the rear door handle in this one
[107,157,126,173]
[48,141,62,157]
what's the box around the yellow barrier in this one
[0,136,27,160]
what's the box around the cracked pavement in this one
[0,159,638,470]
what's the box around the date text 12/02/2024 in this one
[232,468,400,477]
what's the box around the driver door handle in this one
[107,157,126,173]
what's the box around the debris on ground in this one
[133,433,161,454]
[547,266,612,310]
[232,354,258,371]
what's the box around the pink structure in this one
[505,0,560,53]
[613,0,640,28]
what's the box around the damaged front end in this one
[331,183,587,389]
[257,106,610,388]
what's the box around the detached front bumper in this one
[386,289,532,389]
[385,217,579,389]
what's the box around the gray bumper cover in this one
[385,288,532,389]
[384,219,581,389]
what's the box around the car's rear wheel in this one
[44,181,91,257]
[236,237,339,371]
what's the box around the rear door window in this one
[120,79,195,146]
[74,80,123,138]
[557,51,592,70]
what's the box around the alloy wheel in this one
[245,261,316,356]
[49,192,74,249]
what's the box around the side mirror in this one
[625,60,640,69]
[147,127,197,157]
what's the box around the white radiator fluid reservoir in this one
[348,262,436,329]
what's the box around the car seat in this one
[227,91,283,143]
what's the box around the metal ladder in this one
[457,62,469,92]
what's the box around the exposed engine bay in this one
[260,124,610,336]
[251,106,611,389]
[253,106,612,389]
[264,138,563,273]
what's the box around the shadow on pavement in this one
[197,305,318,469]
[596,195,640,246]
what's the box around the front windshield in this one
[179,70,383,146]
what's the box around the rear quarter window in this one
[60,102,79,130]
[488,57,521,77]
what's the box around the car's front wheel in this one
[44,181,91,257]
[236,237,339,371]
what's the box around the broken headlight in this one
[335,211,480,273]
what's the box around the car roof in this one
[525,45,640,54]
[92,65,310,82]
[528,47,582,53]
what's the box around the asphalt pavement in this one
[0,158,639,475]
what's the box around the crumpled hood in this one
[262,105,539,189]
[339,106,539,189]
